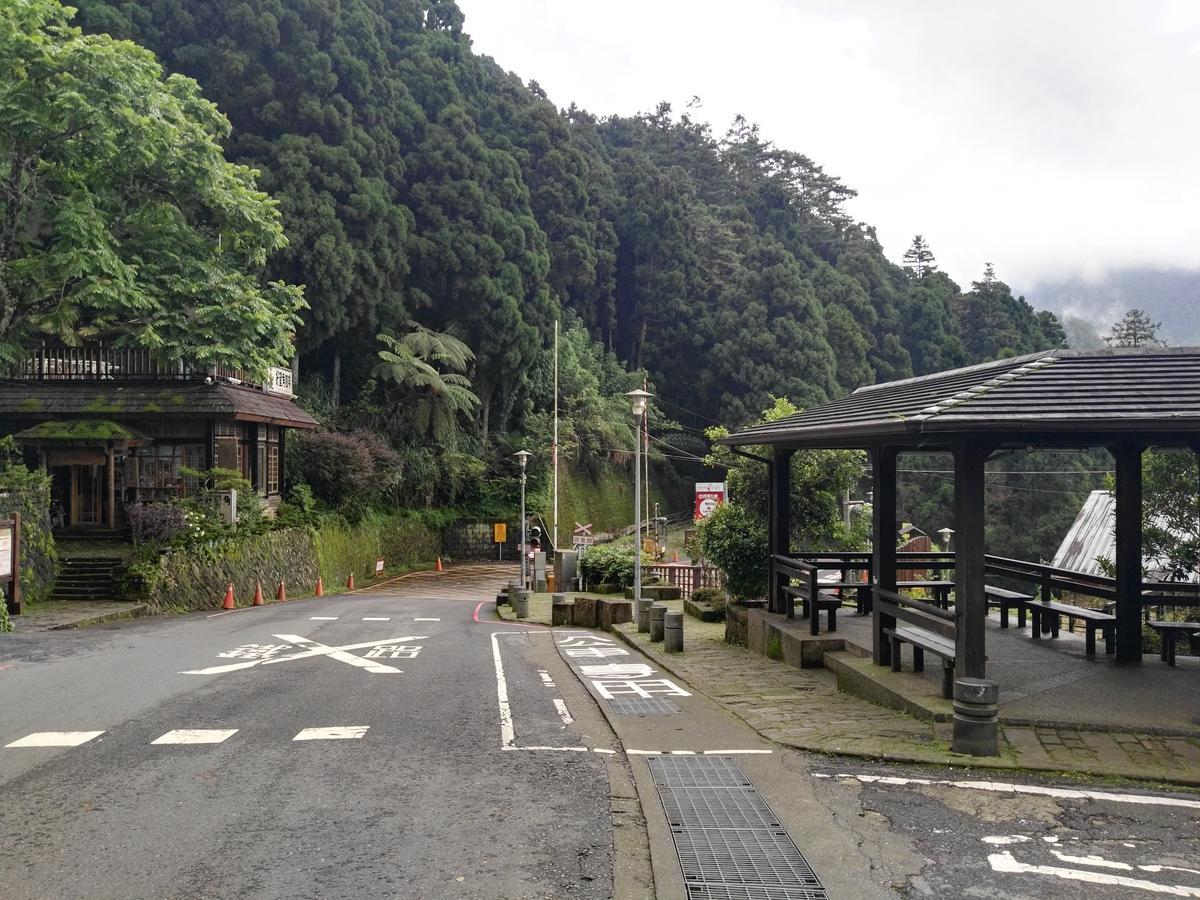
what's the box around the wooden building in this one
[0,345,318,532]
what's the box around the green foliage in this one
[275,483,319,531]
[287,429,403,517]
[375,323,480,444]
[1105,308,1165,348]
[1142,449,1199,580]
[0,436,56,602]
[690,586,728,611]
[0,594,10,632]
[695,503,767,603]
[314,509,442,588]
[579,541,649,589]
[0,0,304,374]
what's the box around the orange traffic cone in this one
[252,581,264,606]
[276,580,287,603]
[315,577,324,598]
[222,582,235,610]
[435,557,444,572]
[347,573,355,591]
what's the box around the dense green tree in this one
[375,323,480,444]
[902,234,937,279]
[957,263,1065,363]
[1,0,303,373]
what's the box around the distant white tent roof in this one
[1051,489,1194,580]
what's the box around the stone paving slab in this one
[6,601,148,632]
[607,613,1200,788]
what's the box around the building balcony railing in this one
[7,343,293,396]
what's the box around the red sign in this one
[694,482,726,520]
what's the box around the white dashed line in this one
[6,731,104,748]
[293,726,370,741]
[152,729,238,745]
[414,617,440,622]
[361,617,391,621]
[309,616,338,621]
[553,699,574,725]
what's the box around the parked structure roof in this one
[722,348,1200,448]
[0,381,318,428]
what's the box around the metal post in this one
[634,414,642,603]
[515,450,531,589]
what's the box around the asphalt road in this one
[4,565,1200,899]
[0,566,614,899]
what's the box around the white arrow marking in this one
[181,635,428,675]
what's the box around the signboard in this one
[0,527,11,579]
[694,482,726,521]
[374,557,385,576]
[0,514,19,616]
[572,522,594,550]
[493,523,507,543]
[265,366,295,397]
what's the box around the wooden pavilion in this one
[720,348,1200,689]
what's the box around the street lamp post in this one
[625,389,653,604]
[515,450,531,588]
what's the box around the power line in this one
[898,469,1114,475]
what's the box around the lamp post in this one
[937,527,955,552]
[515,450,531,588]
[625,389,653,604]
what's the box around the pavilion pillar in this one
[953,439,989,679]
[1113,443,1144,662]
[871,446,899,666]
[106,446,116,530]
[769,448,794,615]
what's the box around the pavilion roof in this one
[721,347,1200,449]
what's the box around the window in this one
[267,445,280,494]
[137,444,206,493]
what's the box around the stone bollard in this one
[649,603,667,642]
[952,677,1000,756]
[636,598,652,633]
[513,589,530,620]
[551,593,574,627]
[664,610,684,653]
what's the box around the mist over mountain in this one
[1023,268,1200,347]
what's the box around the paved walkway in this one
[6,600,148,632]
[500,595,1200,787]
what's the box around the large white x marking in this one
[181,634,428,676]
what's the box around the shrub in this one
[275,483,319,530]
[696,502,767,603]
[579,541,651,589]
[126,502,188,546]
[0,438,56,603]
[690,587,728,611]
[289,429,403,512]
[0,598,11,633]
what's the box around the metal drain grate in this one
[649,756,829,900]
[608,697,682,716]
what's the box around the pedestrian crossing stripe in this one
[5,731,104,748]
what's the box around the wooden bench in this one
[985,585,1034,629]
[882,624,956,699]
[1027,599,1115,656]
[781,584,842,635]
[1146,620,1200,666]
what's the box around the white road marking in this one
[989,851,1200,895]
[362,617,390,621]
[1051,850,1132,871]
[310,616,338,621]
[152,729,238,745]
[704,749,774,755]
[6,731,104,748]
[818,773,1200,810]
[293,726,369,741]
[511,745,590,752]
[414,617,440,622]
[276,634,405,674]
[553,699,573,725]
[492,632,517,749]
[538,670,555,687]
[182,634,427,675]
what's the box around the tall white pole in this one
[520,468,527,588]
[553,319,559,551]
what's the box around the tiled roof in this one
[722,348,1200,447]
[0,381,318,428]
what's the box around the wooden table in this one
[897,580,954,610]
[1146,620,1200,666]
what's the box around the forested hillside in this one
[72,0,1066,517]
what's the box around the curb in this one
[608,623,1200,790]
[46,604,150,631]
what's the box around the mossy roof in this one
[14,420,145,443]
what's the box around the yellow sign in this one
[494,523,507,543]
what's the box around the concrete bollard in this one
[649,602,667,642]
[636,598,652,633]
[513,589,530,620]
[551,593,573,627]
[951,677,1000,756]
[664,610,683,652]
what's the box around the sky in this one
[456,0,1200,292]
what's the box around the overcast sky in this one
[456,0,1200,292]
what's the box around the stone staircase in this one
[51,556,126,600]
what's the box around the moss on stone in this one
[83,395,123,413]
[18,397,41,412]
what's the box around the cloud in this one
[457,0,1200,289]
